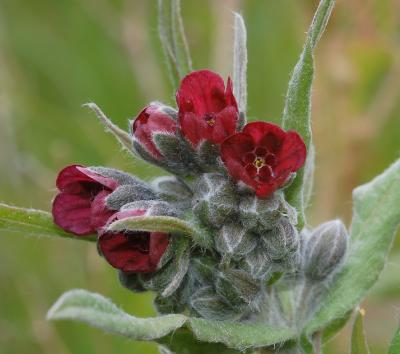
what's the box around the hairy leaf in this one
[108,215,212,249]
[158,0,192,88]
[48,289,298,350]
[282,0,335,227]
[47,289,186,340]
[0,203,95,242]
[306,158,400,334]
[159,330,244,354]
[232,12,247,123]
[188,318,295,351]
[351,310,370,354]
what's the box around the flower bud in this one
[302,219,348,281]
[190,286,240,321]
[131,102,177,158]
[190,257,217,285]
[215,221,257,256]
[131,102,198,175]
[240,247,273,281]
[192,173,238,228]
[214,269,261,310]
[151,176,193,202]
[261,217,299,262]
[239,192,296,232]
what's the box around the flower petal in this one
[176,70,227,115]
[211,106,239,144]
[52,193,94,235]
[99,231,154,273]
[242,122,286,147]
[149,232,170,269]
[275,131,307,175]
[256,183,277,198]
[179,111,208,147]
[221,132,254,163]
[56,165,96,192]
[90,190,114,231]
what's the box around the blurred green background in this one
[1,0,400,353]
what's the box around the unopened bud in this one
[215,221,257,256]
[302,219,348,281]
[240,247,273,280]
[190,286,240,321]
[239,192,296,232]
[192,173,238,228]
[151,176,193,202]
[261,218,299,262]
[214,269,261,309]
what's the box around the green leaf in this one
[48,289,296,350]
[388,325,400,354]
[0,203,95,242]
[188,318,295,351]
[47,289,186,340]
[306,158,400,334]
[232,12,247,122]
[322,310,352,343]
[282,0,335,228]
[158,0,192,89]
[351,309,370,354]
[159,330,243,354]
[108,215,213,249]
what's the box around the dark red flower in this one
[132,103,177,158]
[98,209,169,273]
[52,165,117,235]
[221,122,306,198]
[176,69,239,147]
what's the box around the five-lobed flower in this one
[221,121,306,197]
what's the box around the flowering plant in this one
[1,0,400,353]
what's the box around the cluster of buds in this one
[52,70,347,322]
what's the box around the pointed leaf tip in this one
[83,102,133,152]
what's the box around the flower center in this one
[204,113,216,126]
[253,157,265,169]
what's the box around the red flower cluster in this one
[52,165,168,273]
[53,69,306,277]
[132,69,306,197]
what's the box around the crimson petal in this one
[176,70,227,115]
[52,193,93,235]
